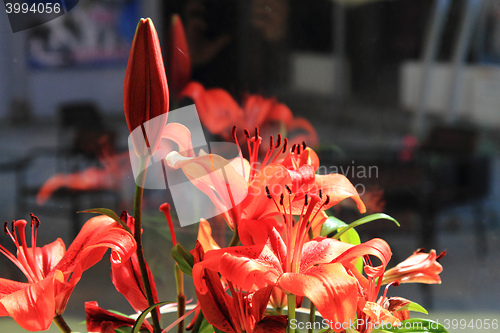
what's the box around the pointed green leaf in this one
[320,216,348,237]
[171,243,195,276]
[334,213,399,240]
[108,309,135,318]
[114,326,133,333]
[397,302,428,315]
[79,208,133,234]
[131,301,173,333]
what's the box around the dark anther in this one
[280,194,284,206]
[304,194,308,206]
[392,281,401,287]
[30,213,41,228]
[302,141,307,150]
[3,222,8,235]
[291,144,297,153]
[232,126,237,140]
[275,134,282,148]
[436,250,447,261]
[416,248,426,253]
[282,138,288,153]
[319,189,323,199]
[265,186,272,199]
[269,135,274,149]
[244,129,250,139]
[296,144,301,155]
[255,127,259,139]
[324,195,330,206]
[285,184,292,194]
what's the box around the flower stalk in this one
[53,315,72,333]
[287,294,296,333]
[134,155,161,333]
[175,264,186,333]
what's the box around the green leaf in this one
[79,208,132,234]
[320,216,362,271]
[131,301,173,333]
[171,243,195,276]
[114,326,133,333]
[320,216,348,237]
[108,309,135,318]
[198,319,214,333]
[397,302,428,315]
[371,318,448,333]
[333,213,400,240]
[339,227,363,272]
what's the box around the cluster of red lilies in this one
[0,17,446,333]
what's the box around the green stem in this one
[287,294,296,333]
[134,156,161,333]
[308,302,316,333]
[53,315,72,333]
[228,228,240,247]
[175,264,186,333]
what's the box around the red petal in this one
[299,238,353,271]
[111,253,159,313]
[197,220,221,252]
[192,248,239,333]
[279,263,357,325]
[162,122,195,157]
[218,245,283,292]
[53,216,136,313]
[0,271,64,331]
[268,102,294,126]
[168,14,191,99]
[35,238,66,277]
[242,95,275,128]
[180,82,243,136]
[311,173,366,213]
[241,164,292,221]
[254,315,288,333]
[85,301,152,333]
[124,18,169,157]
[331,238,392,278]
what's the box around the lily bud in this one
[382,249,445,285]
[124,18,169,157]
[168,14,191,99]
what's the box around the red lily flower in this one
[111,212,160,314]
[382,248,446,285]
[167,14,191,100]
[124,18,169,157]
[166,128,364,230]
[193,199,391,328]
[179,82,243,137]
[85,301,153,333]
[191,241,286,333]
[0,214,136,331]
